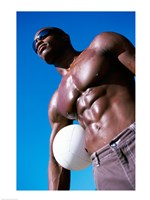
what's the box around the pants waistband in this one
[91,122,135,161]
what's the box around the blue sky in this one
[17,11,135,190]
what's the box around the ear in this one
[63,34,70,42]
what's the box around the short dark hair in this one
[46,27,67,35]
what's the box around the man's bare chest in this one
[56,49,112,119]
[56,71,109,120]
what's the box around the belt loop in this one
[95,152,100,167]
[129,122,135,131]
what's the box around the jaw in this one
[39,47,56,64]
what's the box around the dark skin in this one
[34,28,135,190]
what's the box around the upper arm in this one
[48,92,72,190]
[92,32,135,74]
[48,91,73,143]
[48,91,72,126]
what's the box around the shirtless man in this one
[32,27,135,190]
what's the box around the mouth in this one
[37,44,47,54]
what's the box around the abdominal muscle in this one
[57,73,135,155]
[76,84,135,154]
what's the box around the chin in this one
[40,49,54,64]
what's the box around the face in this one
[33,28,68,64]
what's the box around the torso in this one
[50,40,135,154]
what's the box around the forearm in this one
[48,159,70,190]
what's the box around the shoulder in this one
[92,32,130,44]
[89,32,134,53]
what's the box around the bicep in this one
[118,49,135,74]
[94,32,135,74]
[48,92,72,143]
[108,32,135,74]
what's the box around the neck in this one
[54,47,81,76]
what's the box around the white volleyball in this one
[53,124,92,170]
